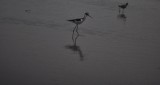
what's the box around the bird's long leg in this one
[72,29,74,44]
[122,9,124,14]
[73,25,77,34]
[74,32,79,46]
[76,25,79,35]
[72,25,77,43]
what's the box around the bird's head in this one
[85,12,93,18]
[126,3,128,6]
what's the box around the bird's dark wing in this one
[118,3,128,8]
[118,4,123,7]
[67,18,83,22]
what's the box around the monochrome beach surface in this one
[0,0,160,85]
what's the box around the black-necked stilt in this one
[67,12,92,34]
[118,3,128,13]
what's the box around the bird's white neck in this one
[83,14,87,20]
[83,14,87,21]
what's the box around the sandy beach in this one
[0,0,160,85]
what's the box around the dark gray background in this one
[0,0,160,85]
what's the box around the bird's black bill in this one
[88,15,93,18]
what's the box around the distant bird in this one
[67,12,92,34]
[25,9,31,13]
[118,3,128,13]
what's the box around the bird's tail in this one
[67,20,74,22]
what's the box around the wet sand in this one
[0,0,160,85]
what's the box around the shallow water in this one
[0,0,160,85]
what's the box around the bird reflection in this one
[65,31,84,61]
[117,13,127,24]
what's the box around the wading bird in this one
[67,12,92,34]
[118,3,128,13]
